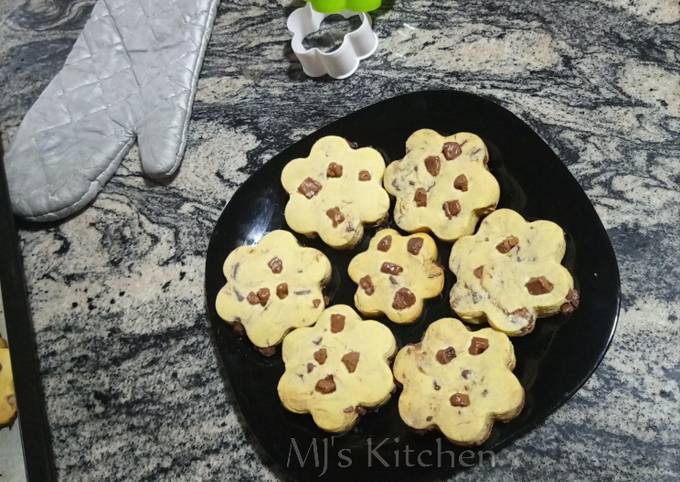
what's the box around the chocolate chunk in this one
[315,375,336,394]
[268,257,283,274]
[258,346,276,357]
[424,156,441,176]
[359,275,375,295]
[442,142,462,160]
[314,348,327,364]
[358,170,372,181]
[461,369,471,379]
[414,188,427,207]
[525,276,554,295]
[312,298,321,308]
[355,406,367,415]
[257,287,270,306]
[247,292,260,305]
[232,321,245,336]
[496,235,519,253]
[381,262,403,275]
[377,235,392,252]
[453,174,468,191]
[327,162,343,178]
[297,177,322,199]
[306,363,315,373]
[343,406,354,413]
[443,200,461,219]
[276,282,289,299]
[341,351,360,373]
[567,288,580,306]
[426,415,433,422]
[436,346,456,364]
[433,381,441,391]
[468,337,489,355]
[407,237,423,255]
[392,288,416,310]
[560,288,581,314]
[473,265,484,279]
[450,393,470,407]
[330,314,346,333]
[326,207,345,227]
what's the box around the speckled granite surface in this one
[1,0,679,480]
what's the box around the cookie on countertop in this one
[449,209,578,336]
[0,337,17,428]
[281,136,390,249]
[393,318,524,446]
[277,305,397,432]
[384,129,500,242]
[215,230,332,352]
[348,228,445,324]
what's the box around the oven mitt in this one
[5,0,219,222]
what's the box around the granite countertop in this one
[1,0,679,480]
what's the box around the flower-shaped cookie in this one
[393,318,524,445]
[348,228,445,323]
[277,305,397,432]
[384,129,500,242]
[215,230,332,351]
[281,136,390,249]
[449,209,578,336]
[0,337,17,428]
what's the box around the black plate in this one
[204,90,620,481]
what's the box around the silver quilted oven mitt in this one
[6,0,219,221]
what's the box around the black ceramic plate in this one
[205,90,620,481]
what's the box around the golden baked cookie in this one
[0,337,17,428]
[277,305,397,432]
[449,209,579,336]
[215,230,332,351]
[281,136,390,249]
[393,318,524,445]
[348,228,445,324]
[384,129,500,242]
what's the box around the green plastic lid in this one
[308,0,382,13]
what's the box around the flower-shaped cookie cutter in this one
[287,2,378,79]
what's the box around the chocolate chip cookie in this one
[449,209,578,336]
[348,228,445,324]
[277,305,397,432]
[215,230,332,351]
[281,136,390,249]
[393,318,524,445]
[0,337,16,428]
[384,129,500,242]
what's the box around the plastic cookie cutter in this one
[287,2,379,79]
